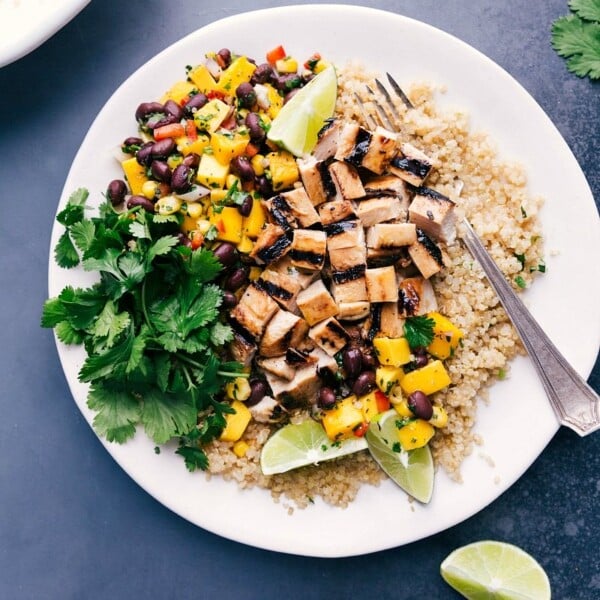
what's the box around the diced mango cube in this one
[393,399,413,418]
[210,189,228,203]
[275,56,298,73]
[250,154,266,176]
[375,366,404,395]
[400,360,452,396]
[263,84,283,119]
[359,391,380,423]
[187,64,218,93]
[267,151,299,191]
[121,157,148,196]
[397,419,435,451]
[373,337,412,367]
[193,99,231,133]
[236,235,254,254]
[178,134,211,156]
[160,80,196,104]
[233,440,250,458]
[426,312,464,360]
[322,396,364,441]
[220,400,252,442]
[211,131,250,165]
[429,405,448,428]
[217,56,256,94]
[225,377,251,401]
[208,206,243,244]
[242,197,266,238]
[197,153,229,189]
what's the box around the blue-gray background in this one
[1,1,598,598]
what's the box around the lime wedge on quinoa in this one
[267,65,337,157]
[260,419,367,475]
[440,540,551,600]
[365,409,434,503]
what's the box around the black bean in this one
[318,387,337,410]
[222,291,238,309]
[414,354,429,368]
[236,82,256,108]
[151,138,176,159]
[237,194,253,217]
[182,153,200,170]
[163,99,183,121]
[352,371,376,397]
[177,232,192,248]
[251,63,274,85]
[224,267,248,291]
[171,164,192,193]
[212,242,238,268]
[245,112,265,142]
[149,113,178,130]
[217,48,232,67]
[150,160,172,182]
[136,142,155,166]
[106,179,127,206]
[273,73,302,92]
[127,195,155,211]
[247,379,268,407]
[255,175,273,198]
[407,391,433,420]
[231,156,254,182]
[361,349,377,370]
[135,101,164,122]
[122,136,143,153]
[183,93,208,116]
[342,347,363,379]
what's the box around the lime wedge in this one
[260,419,367,475]
[440,541,551,600]
[267,65,337,157]
[365,409,434,503]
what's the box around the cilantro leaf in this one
[55,320,85,345]
[551,14,600,79]
[78,327,135,382]
[54,230,80,268]
[569,0,600,22]
[69,219,96,253]
[403,315,435,349]
[175,444,209,471]
[185,247,223,282]
[87,384,140,443]
[141,388,197,444]
[91,300,130,348]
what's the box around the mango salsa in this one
[400,360,452,396]
[121,157,148,196]
[160,80,196,104]
[397,419,435,451]
[322,396,364,441]
[373,337,412,367]
[217,55,256,94]
[197,153,229,189]
[187,64,218,93]
[220,400,252,442]
[267,151,299,191]
[208,206,243,244]
[426,312,464,360]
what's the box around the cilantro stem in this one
[140,278,154,333]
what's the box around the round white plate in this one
[49,5,600,557]
[0,0,90,68]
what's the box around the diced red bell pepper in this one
[153,122,185,140]
[353,422,369,438]
[375,390,391,412]
[185,119,197,140]
[266,45,286,64]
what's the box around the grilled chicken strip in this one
[407,229,446,279]
[230,282,279,340]
[366,223,417,248]
[379,301,405,337]
[389,142,434,187]
[355,196,404,227]
[365,266,399,303]
[259,267,302,312]
[249,395,287,424]
[257,356,296,381]
[328,244,366,271]
[325,219,365,251]
[334,123,398,174]
[328,161,365,200]
[298,157,336,206]
[296,279,339,325]
[313,119,342,161]
[408,187,456,243]
[337,301,371,321]
[308,317,349,356]
[259,309,309,358]
[250,223,291,265]
[399,276,438,316]
[318,198,357,225]
[290,229,327,271]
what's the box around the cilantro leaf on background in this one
[403,315,436,349]
[141,388,197,445]
[54,230,81,268]
[570,0,600,22]
[87,384,140,443]
[175,444,209,472]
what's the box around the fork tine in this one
[366,84,395,130]
[386,72,414,109]
[353,92,378,130]
[375,78,401,123]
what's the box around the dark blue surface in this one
[1,1,598,598]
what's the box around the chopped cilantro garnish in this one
[403,315,435,349]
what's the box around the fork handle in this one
[461,219,600,436]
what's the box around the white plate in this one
[0,0,89,68]
[48,5,600,557]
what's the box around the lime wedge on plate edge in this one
[267,65,337,157]
[440,540,551,600]
[260,419,367,475]
[365,409,434,503]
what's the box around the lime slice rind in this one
[267,65,337,157]
[440,541,551,600]
[260,419,367,475]
[365,410,434,503]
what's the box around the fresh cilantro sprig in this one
[42,188,245,470]
[551,0,600,80]
[403,315,435,349]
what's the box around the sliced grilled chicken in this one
[296,279,339,325]
[229,330,257,368]
[389,142,434,187]
[337,301,371,321]
[325,219,365,251]
[328,161,365,200]
[257,356,296,381]
[379,301,405,337]
[265,194,298,230]
[265,364,321,407]
[280,187,322,228]
[259,267,302,312]
[318,198,356,225]
[250,223,291,265]
[298,157,336,206]
[269,256,319,290]
[355,196,403,227]
[308,317,349,356]
[328,244,366,271]
[361,126,399,174]
[407,229,446,279]
[365,265,399,302]
[231,282,279,340]
[313,119,342,161]
[249,395,287,424]
[290,229,327,271]
[366,223,417,248]
[366,246,409,268]
[334,123,398,174]
[285,347,318,367]
[259,309,309,358]
[330,275,369,304]
[399,276,438,316]
[363,174,411,202]
[408,187,456,243]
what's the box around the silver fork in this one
[357,75,600,436]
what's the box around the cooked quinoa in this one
[205,64,544,508]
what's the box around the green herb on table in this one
[551,0,600,80]
[42,188,245,470]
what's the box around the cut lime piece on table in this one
[440,540,551,600]
[365,409,434,503]
[260,419,367,475]
[266,65,337,157]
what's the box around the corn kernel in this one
[393,398,413,417]
[226,174,242,189]
[275,56,298,73]
[225,377,251,402]
[141,180,159,200]
[155,195,182,216]
[429,405,448,428]
[250,154,266,176]
[167,154,183,169]
[185,202,204,219]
